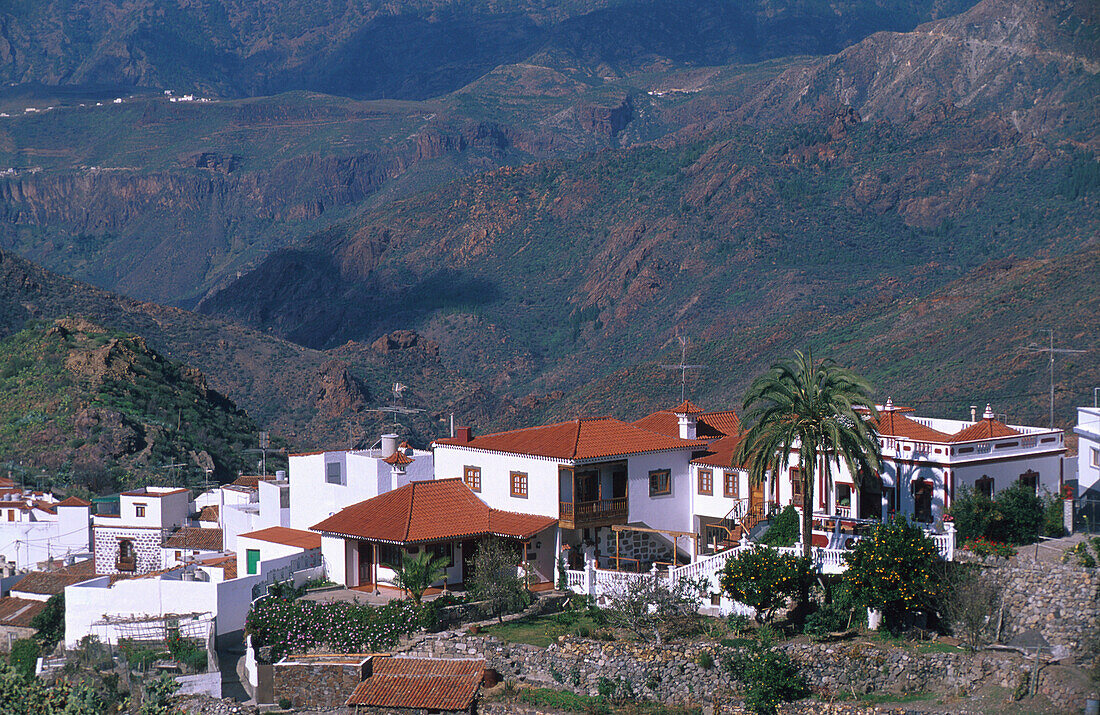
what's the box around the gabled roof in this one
[874,410,953,443]
[691,433,747,468]
[231,475,277,489]
[345,657,484,710]
[12,559,96,595]
[311,479,556,544]
[948,418,1021,443]
[163,527,223,551]
[197,553,238,580]
[198,505,219,522]
[434,417,708,461]
[632,407,741,441]
[56,496,91,507]
[0,597,47,628]
[239,526,321,550]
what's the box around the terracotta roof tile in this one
[434,417,707,461]
[383,451,415,466]
[231,475,276,489]
[12,559,96,595]
[163,527,223,551]
[56,496,91,507]
[346,657,483,710]
[873,410,953,443]
[198,505,219,522]
[0,597,47,628]
[633,408,741,440]
[120,488,189,498]
[311,479,556,544]
[691,433,747,468]
[197,554,238,580]
[948,418,1022,443]
[670,399,704,415]
[239,526,321,550]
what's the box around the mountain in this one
[0,317,256,492]
[1,1,976,100]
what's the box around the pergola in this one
[610,523,699,572]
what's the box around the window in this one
[1019,470,1039,493]
[791,471,803,507]
[246,549,261,575]
[325,461,344,485]
[510,471,528,498]
[6,510,13,522]
[697,469,713,496]
[174,550,182,560]
[649,469,671,497]
[724,471,739,499]
[378,543,401,569]
[134,503,146,518]
[279,487,290,509]
[976,476,994,499]
[1092,447,1100,468]
[428,542,453,567]
[463,466,481,492]
[117,539,135,571]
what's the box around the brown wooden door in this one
[358,542,372,587]
[750,480,764,511]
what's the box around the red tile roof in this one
[120,488,189,498]
[670,399,704,415]
[633,408,741,440]
[874,410,953,442]
[383,451,415,466]
[12,559,96,595]
[239,526,321,550]
[56,496,91,507]
[691,433,747,468]
[231,475,277,489]
[163,527,224,551]
[311,479,556,544]
[948,418,1021,443]
[0,597,47,628]
[197,553,238,580]
[346,657,484,710]
[434,417,708,460]
[198,505,219,522]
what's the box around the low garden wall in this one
[397,631,1098,711]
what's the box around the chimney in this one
[455,426,473,443]
[983,404,994,420]
[970,405,977,422]
[381,434,398,459]
[677,413,696,440]
[884,398,894,411]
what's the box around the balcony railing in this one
[559,497,628,527]
[116,556,136,572]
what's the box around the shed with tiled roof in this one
[345,657,484,711]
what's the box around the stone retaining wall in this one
[397,632,1097,712]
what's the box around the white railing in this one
[566,569,585,588]
[931,531,955,561]
[669,544,744,583]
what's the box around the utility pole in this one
[1024,329,1087,428]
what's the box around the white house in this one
[432,411,710,570]
[0,486,92,569]
[1075,405,1100,498]
[92,487,190,575]
[288,434,433,531]
[236,527,321,578]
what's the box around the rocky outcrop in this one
[370,330,438,356]
[312,360,369,417]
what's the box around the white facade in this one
[0,499,91,570]
[92,487,191,575]
[1076,406,1100,498]
[288,442,433,531]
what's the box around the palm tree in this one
[385,550,450,604]
[735,349,882,560]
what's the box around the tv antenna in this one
[367,383,426,427]
[1022,329,1087,428]
[243,431,286,476]
[660,336,707,402]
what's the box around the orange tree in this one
[842,517,944,630]
[719,547,813,623]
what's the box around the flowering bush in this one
[842,517,944,629]
[719,547,812,623]
[246,596,420,661]
[962,537,1016,559]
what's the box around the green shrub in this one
[29,593,64,654]
[696,650,714,669]
[8,638,38,679]
[724,642,809,715]
[759,505,799,547]
[843,517,944,630]
[951,482,1050,546]
[949,488,999,542]
[992,481,1043,544]
[719,547,812,622]
[1041,493,1066,538]
[802,603,849,641]
[278,696,292,709]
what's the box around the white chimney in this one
[381,434,399,459]
[677,413,696,440]
[983,404,994,420]
[970,405,977,422]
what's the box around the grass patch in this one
[858,691,936,705]
[481,611,606,648]
[915,641,966,654]
[496,686,703,714]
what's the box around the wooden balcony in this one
[559,497,628,530]
[116,556,136,572]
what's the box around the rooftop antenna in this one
[367,382,426,428]
[243,431,286,475]
[1022,329,1087,429]
[660,335,707,402]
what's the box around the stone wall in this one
[981,559,1100,659]
[597,529,675,567]
[93,526,162,575]
[272,659,366,709]
[397,631,1098,712]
